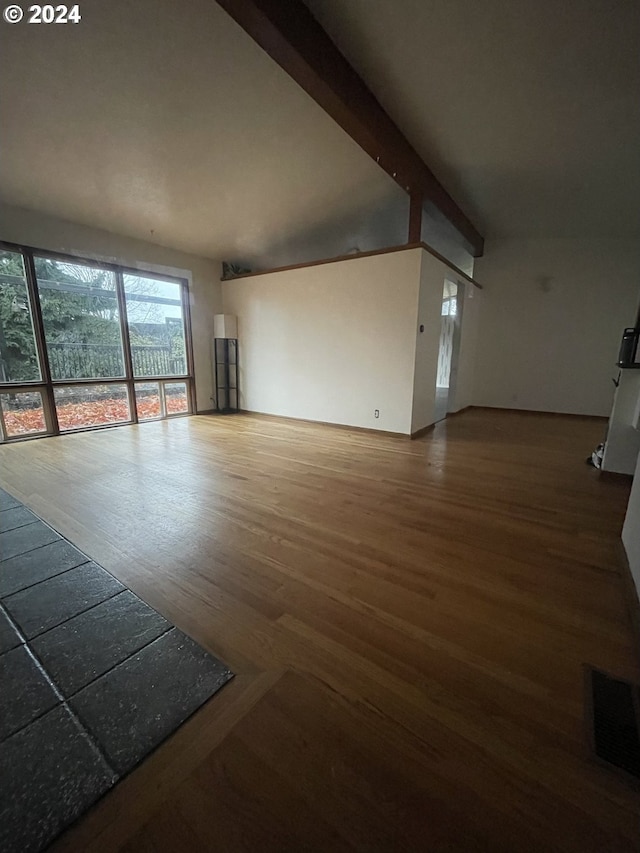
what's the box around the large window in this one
[0,250,41,383]
[0,390,47,438]
[35,258,125,380]
[53,384,132,431]
[124,274,187,378]
[0,242,194,442]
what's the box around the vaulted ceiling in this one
[1,0,638,268]
[0,0,402,264]
[305,0,640,239]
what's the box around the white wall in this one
[223,246,481,435]
[222,249,423,434]
[622,450,640,603]
[0,203,222,411]
[473,238,640,416]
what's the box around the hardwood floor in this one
[1,410,638,852]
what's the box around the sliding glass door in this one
[0,241,194,441]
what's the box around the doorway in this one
[434,280,460,422]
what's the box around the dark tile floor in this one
[0,487,234,853]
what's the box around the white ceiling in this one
[1,0,638,265]
[0,0,401,264]
[305,0,640,239]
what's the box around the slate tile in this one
[0,489,20,511]
[0,505,39,533]
[0,606,22,654]
[0,539,90,598]
[0,645,60,741]
[0,705,116,853]
[0,521,60,562]
[71,628,233,775]
[4,563,124,640]
[32,590,171,697]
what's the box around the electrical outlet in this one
[374,409,380,418]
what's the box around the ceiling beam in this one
[215,0,484,257]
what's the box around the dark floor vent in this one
[586,667,640,780]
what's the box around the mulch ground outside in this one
[4,395,188,435]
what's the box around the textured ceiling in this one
[1,0,638,264]
[305,0,640,238]
[0,0,401,263]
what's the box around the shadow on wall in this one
[225,188,477,279]
[230,185,409,272]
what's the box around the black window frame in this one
[0,239,196,442]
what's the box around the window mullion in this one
[159,382,167,418]
[180,281,196,414]
[23,250,59,435]
[115,269,138,424]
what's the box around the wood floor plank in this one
[1,409,638,852]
